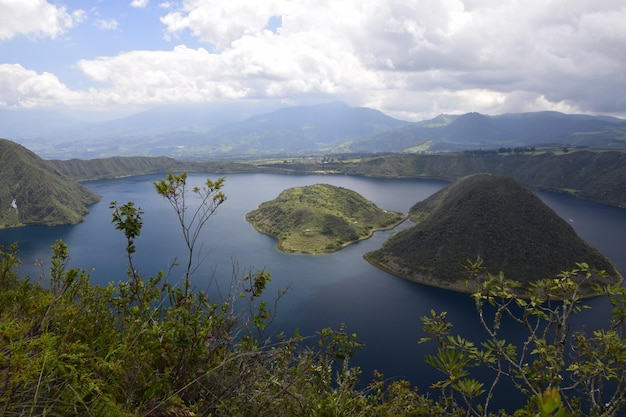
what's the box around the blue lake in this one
[1,173,625,411]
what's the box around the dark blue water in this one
[1,173,625,412]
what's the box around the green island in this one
[364,174,622,297]
[246,183,405,253]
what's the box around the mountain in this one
[351,111,626,153]
[0,139,100,228]
[201,101,409,156]
[3,104,626,159]
[3,102,282,159]
[246,183,405,253]
[5,102,409,160]
[364,174,622,296]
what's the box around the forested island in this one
[246,183,405,253]
[364,174,622,297]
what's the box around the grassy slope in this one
[364,174,622,295]
[286,151,626,208]
[0,139,100,228]
[47,150,626,208]
[246,184,405,253]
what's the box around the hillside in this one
[294,151,626,208]
[0,139,101,228]
[364,174,622,296]
[44,150,626,208]
[46,156,277,181]
[246,184,405,253]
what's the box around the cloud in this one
[0,64,81,108]
[160,0,283,48]
[94,19,120,31]
[0,0,83,40]
[156,0,626,118]
[77,45,253,104]
[2,0,626,119]
[130,0,150,8]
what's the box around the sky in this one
[0,0,625,121]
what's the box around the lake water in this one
[2,173,625,411]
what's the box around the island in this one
[246,183,405,254]
[364,174,622,296]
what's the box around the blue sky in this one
[1,0,625,120]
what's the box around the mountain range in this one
[2,103,625,159]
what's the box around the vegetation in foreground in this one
[246,183,404,253]
[1,172,625,416]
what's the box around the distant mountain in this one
[364,174,622,296]
[246,183,405,253]
[4,102,409,159]
[196,102,410,157]
[0,139,100,228]
[3,104,626,159]
[352,111,626,152]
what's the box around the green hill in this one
[364,174,622,296]
[246,184,405,253]
[0,139,100,228]
[310,151,626,208]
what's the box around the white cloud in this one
[2,0,626,119]
[94,19,120,31]
[130,0,150,8]
[0,0,83,40]
[0,64,81,108]
[77,45,252,104]
[153,0,625,117]
[161,0,284,48]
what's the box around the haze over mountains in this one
[2,102,625,160]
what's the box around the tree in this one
[420,258,626,416]
[153,171,226,300]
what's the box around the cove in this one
[1,172,625,411]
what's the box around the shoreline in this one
[362,254,624,300]
[248,215,409,255]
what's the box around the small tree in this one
[420,259,626,416]
[153,171,226,301]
